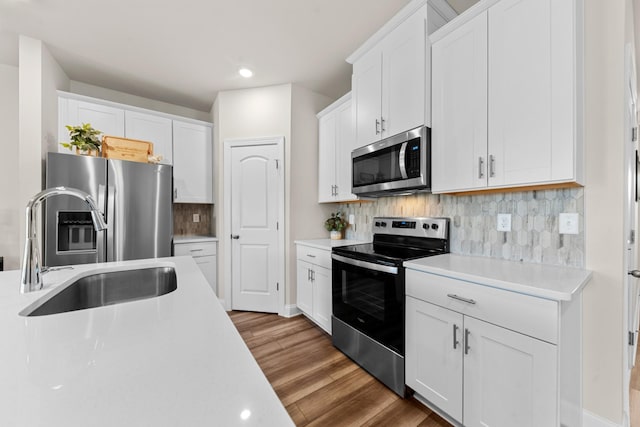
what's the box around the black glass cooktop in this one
[332,242,445,266]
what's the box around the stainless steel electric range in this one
[331,216,450,396]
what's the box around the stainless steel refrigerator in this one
[44,152,173,267]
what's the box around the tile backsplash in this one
[173,204,214,236]
[341,188,584,268]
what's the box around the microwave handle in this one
[399,141,409,179]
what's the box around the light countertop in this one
[0,257,292,427]
[404,254,592,301]
[173,235,218,244]
[294,238,369,251]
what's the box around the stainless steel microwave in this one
[351,126,430,197]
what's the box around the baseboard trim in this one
[282,304,301,318]
[583,410,623,427]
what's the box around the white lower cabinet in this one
[174,240,217,293]
[295,244,332,334]
[406,269,568,427]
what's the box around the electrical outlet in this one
[193,213,200,223]
[497,214,511,232]
[559,213,579,234]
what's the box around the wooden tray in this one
[102,136,153,163]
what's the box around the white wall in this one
[290,85,334,304]
[215,84,293,304]
[17,36,70,266]
[583,0,626,423]
[70,81,210,122]
[0,64,19,270]
[215,84,333,308]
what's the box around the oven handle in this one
[332,254,398,275]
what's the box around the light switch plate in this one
[193,213,200,223]
[497,214,511,232]
[559,213,579,234]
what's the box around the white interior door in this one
[230,142,282,313]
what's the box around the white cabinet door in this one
[59,99,125,150]
[382,4,426,138]
[406,297,464,423]
[125,110,173,165]
[194,255,217,293]
[296,260,313,316]
[312,265,332,334]
[431,12,488,193]
[173,120,213,203]
[463,316,557,427]
[352,48,383,147]
[317,112,337,203]
[488,0,575,187]
[335,99,357,201]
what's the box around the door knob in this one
[231,235,240,240]
[629,270,640,278]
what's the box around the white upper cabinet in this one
[432,12,488,193]
[431,0,583,193]
[317,93,358,203]
[172,120,213,204]
[58,98,125,147]
[124,110,173,165]
[58,92,214,204]
[349,2,451,148]
[351,4,426,147]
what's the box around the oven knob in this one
[375,221,381,227]
[422,223,430,230]
[431,224,439,230]
[380,221,387,227]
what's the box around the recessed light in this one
[238,68,253,78]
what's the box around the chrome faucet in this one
[21,186,107,293]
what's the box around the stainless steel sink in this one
[20,267,177,317]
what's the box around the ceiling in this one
[0,0,426,112]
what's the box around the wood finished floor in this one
[632,345,640,427]
[229,311,452,427]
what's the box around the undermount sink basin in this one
[20,267,177,317]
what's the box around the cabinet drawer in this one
[174,242,217,257]
[406,269,558,344]
[296,245,331,269]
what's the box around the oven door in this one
[332,254,404,355]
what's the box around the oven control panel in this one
[372,217,449,239]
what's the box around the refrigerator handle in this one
[106,185,116,262]
[96,184,107,263]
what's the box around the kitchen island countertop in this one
[0,256,293,427]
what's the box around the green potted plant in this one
[60,123,103,156]
[324,211,348,240]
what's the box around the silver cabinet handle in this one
[489,154,496,177]
[630,270,640,278]
[190,248,204,252]
[231,235,240,240]
[306,254,316,258]
[334,185,338,196]
[311,270,315,282]
[375,119,381,135]
[453,324,460,350]
[307,268,311,281]
[381,117,386,133]
[447,294,476,305]
[465,328,471,355]
[478,157,484,179]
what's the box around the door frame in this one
[223,136,285,315]
[623,42,638,427]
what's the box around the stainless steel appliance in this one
[331,217,450,396]
[351,126,430,197]
[44,152,173,267]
